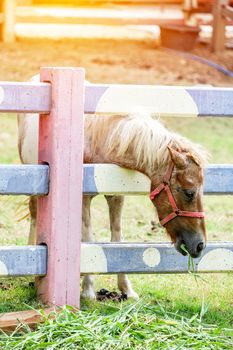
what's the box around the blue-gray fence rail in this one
[0,164,232,195]
[1,82,233,117]
[1,242,233,277]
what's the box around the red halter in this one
[150,162,205,226]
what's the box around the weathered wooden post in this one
[36,67,85,307]
[211,0,228,52]
[0,0,16,42]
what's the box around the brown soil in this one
[0,38,233,87]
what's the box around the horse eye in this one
[183,189,195,202]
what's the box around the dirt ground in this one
[1,38,233,87]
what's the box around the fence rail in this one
[0,246,47,276]
[0,164,232,196]
[0,82,51,113]
[84,85,233,117]
[1,82,233,117]
[0,165,49,195]
[83,164,233,195]
[1,242,233,277]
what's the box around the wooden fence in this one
[0,67,233,307]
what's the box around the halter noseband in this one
[150,162,204,226]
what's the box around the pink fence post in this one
[36,67,85,307]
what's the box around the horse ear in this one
[187,152,201,166]
[167,145,187,169]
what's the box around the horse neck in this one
[84,114,171,181]
[105,153,167,181]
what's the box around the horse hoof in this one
[126,290,139,301]
[81,289,96,300]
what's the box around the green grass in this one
[0,302,232,349]
[0,278,38,313]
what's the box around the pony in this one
[18,78,207,300]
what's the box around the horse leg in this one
[105,195,139,300]
[81,195,96,300]
[28,196,37,245]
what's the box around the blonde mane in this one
[85,112,207,172]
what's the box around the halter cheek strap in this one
[150,162,204,226]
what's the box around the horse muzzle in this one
[175,232,206,258]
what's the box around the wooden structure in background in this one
[0,0,16,42]
[0,0,233,50]
[28,0,233,6]
[31,1,185,4]
[211,0,233,51]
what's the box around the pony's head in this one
[92,112,207,258]
[150,144,206,258]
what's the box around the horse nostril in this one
[180,240,188,256]
[196,242,204,253]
